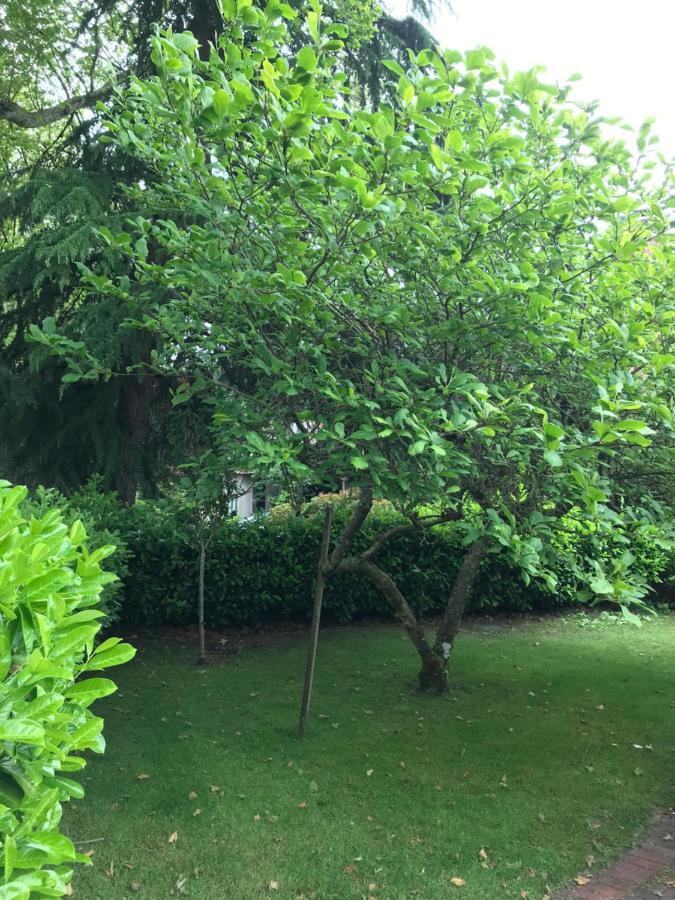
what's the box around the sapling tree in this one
[35,0,674,691]
[176,452,237,664]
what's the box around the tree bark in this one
[197,540,206,665]
[338,556,447,692]
[115,374,156,504]
[433,538,487,656]
[0,85,113,129]
[298,507,333,737]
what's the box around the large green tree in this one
[39,0,673,691]
[0,0,445,499]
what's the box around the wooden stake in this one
[298,506,333,738]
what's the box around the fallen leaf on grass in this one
[634,767,644,776]
[192,808,202,817]
[574,875,591,885]
[168,831,178,844]
[297,802,307,809]
[367,769,374,776]
[479,848,488,860]
[188,791,198,800]
[136,773,150,782]
[254,814,261,821]
[267,880,279,891]
[450,876,465,887]
[210,784,222,793]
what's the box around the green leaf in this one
[212,89,231,118]
[0,719,45,746]
[65,678,117,707]
[86,640,136,670]
[0,770,24,808]
[589,577,614,596]
[172,32,200,55]
[350,456,369,470]
[296,47,317,70]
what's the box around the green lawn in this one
[64,616,675,899]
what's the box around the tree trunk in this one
[433,538,487,658]
[338,557,449,693]
[115,374,156,504]
[299,507,333,737]
[197,540,206,665]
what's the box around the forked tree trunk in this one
[339,539,486,695]
[422,539,487,693]
[325,489,485,696]
[339,557,446,692]
[434,539,487,656]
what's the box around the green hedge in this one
[24,489,668,629]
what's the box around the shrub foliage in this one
[0,482,134,898]
[58,490,671,629]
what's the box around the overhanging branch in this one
[0,84,113,129]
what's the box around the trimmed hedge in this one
[27,490,669,629]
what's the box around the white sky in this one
[390,0,675,157]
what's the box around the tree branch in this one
[326,486,373,571]
[337,556,437,667]
[359,507,462,562]
[0,85,113,129]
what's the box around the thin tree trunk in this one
[197,540,206,665]
[299,507,333,737]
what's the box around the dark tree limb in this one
[338,556,438,671]
[0,84,113,129]
[359,507,462,562]
[433,538,487,655]
[326,486,373,570]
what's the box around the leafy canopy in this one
[37,0,674,605]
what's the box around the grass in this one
[64,615,675,899]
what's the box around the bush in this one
[0,482,134,898]
[20,479,131,624]
[32,485,673,630]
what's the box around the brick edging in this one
[554,810,675,899]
